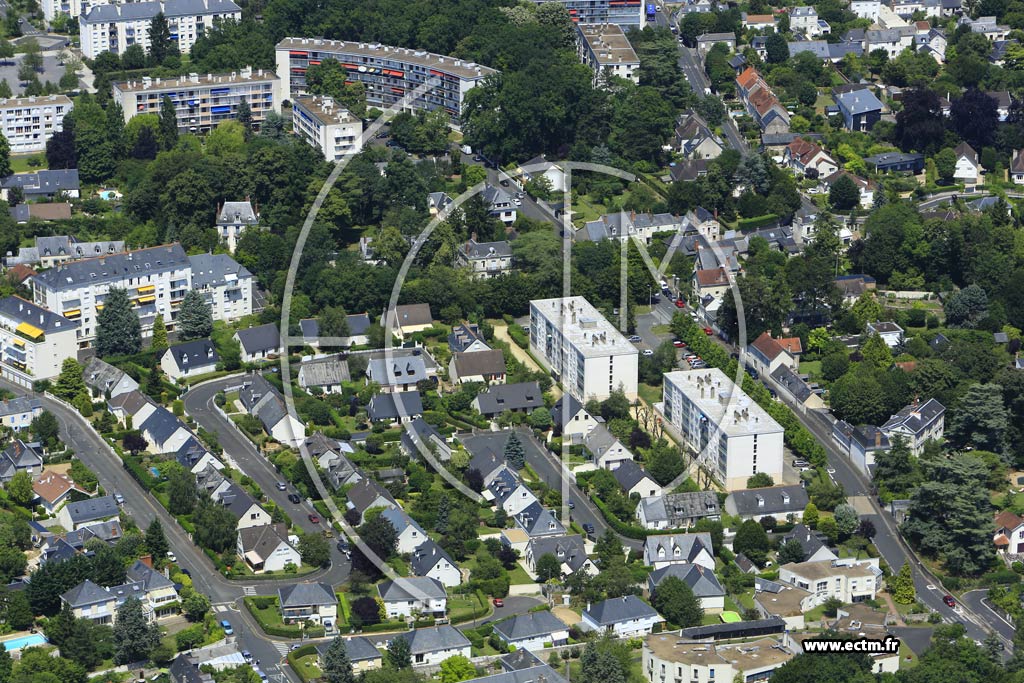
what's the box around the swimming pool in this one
[3,634,47,651]
[99,190,116,200]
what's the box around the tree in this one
[504,431,525,469]
[168,467,197,515]
[890,562,916,604]
[535,553,561,582]
[192,494,240,553]
[528,407,552,430]
[44,603,76,646]
[181,590,210,622]
[950,88,998,150]
[147,13,174,66]
[385,636,411,669]
[3,589,33,630]
[356,511,398,566]
[651,575,703,627]
[828,174,860,211]
[298,532,331,567]
[594,530,624,567]
[322,636,356,683]
[237,98,253,140]
[96,288,141,357]
[646,440,685,485]
[778,539,807,564]
[206,120,247,157]
[580,635,629,683]
[53,358,87,402]
[934,148,957,181]
[833,504,860,539]
[860,333,893,369]
[944,284,989,328]
[439,655,476,683]
[765,33,789,64]
[6,471,33,507]
[0,133,10,179]
[113,596,160,664]
[733,519,770,566]
[47,129,76,169]
[177,289,213,341]
[746,472,775,488]
[158,95,178,150]
[947,383,1008,453]
[896,88,945,155]
[350,596,382,626]
[145,519,169,560]
[151,314,168,352]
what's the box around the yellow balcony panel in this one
[137,295,156,304]
[15,322,43,339]
[137,285,156,294]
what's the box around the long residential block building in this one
[276,37,497,121]
[0,95,72,154]
[0,296,78,388]
[291,95,364,161]
[661,369,784,490]
[529,296,638,402]
[79,0,242,59]
[112,67,280,134]
[576,24,640,86]
[30,244,252,348]
[532,0,645,29]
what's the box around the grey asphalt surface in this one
[477,596,543,626]
[675,43,748,153]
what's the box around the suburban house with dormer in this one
[581,595,663,637]
[643,533,715,571]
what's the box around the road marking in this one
[271,642,291,655]
[214,605,230,613]
[243,586,257,596]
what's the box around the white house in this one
[403,626,471,667]
[139,407,192,455]
[1013,149,1024,184]
[377,577,447,619]
[487,467,539,516]
[234,324,281,363]
[552,394,599,444]
[953,142,980,184]
[410,540,462,588]
[724,485,810,522]
[58,495,119,531]
[648,563,726,612]
[159,339,219,380]
[583,424,635,470]
[778,559,879,607]
[237,523,301,574]
[278,582,338,628]
[83,357,139,399]
[581,596,663,637]
[492,611,569,650]
[238,374,307,446]
[612,461,663,499]
[865,321,904,348]
[880,397,945,456]
[642,532,715,571]
[635,491,721,530]
[380,508,430,554]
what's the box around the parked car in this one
[675,299,686,308]
[582,523,596,536]
[276,482,287,491]
[242,651,252,663]
[673,340,686,348]
[308,513,321,524]
[567,501,575,510]
[703,327,714,335]
[220,620,233,635]
[288,493,301,504]
[793,459,809,468]
[642,349,654,357]
[493,598,504,607]
[166,551,176,562]
[113,493,125,506]
[627,335,642,343]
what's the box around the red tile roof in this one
[751,331,788,362]
[995,510,1023,532]
[694,268,729,287]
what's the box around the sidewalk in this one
[879,593,906,626]
[491,322,562,400]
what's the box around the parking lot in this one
[0,46,73,96]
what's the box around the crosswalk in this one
[243,586,257,596]
[270,641,291,655]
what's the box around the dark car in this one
[288,493,301,504]
[567,501,575,510]
[943,595,956,608]
[582,523,596,535]
[336,540,350,552]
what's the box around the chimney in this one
[140,554,153,568]
[875,430,881,447]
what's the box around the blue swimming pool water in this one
[150,467,161,477]
[3,634,46,651]
[99,190,115,200]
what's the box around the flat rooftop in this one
[645,636,793,671]
[755,585,811,617]
[784,560,875,581]
[113,68,278,93]
[531,296,638,359]
[578,24,640,65]
[0,94,71,109]
[277,37,497,80]
[663,368,784,437]
[293,95,358,125]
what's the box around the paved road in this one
[675,44,748,153]
[478,596,543,626]
[961,590,1016,644]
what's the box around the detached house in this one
[0,396,42,432]
[345,478,397,524]
[833,88,883,132]
[449,349,507,384]
[83,357,139,398]
[33,469,88,513]
[493,611,570,650]
[278,582,338,628]
[381,508,430,554]
[525,534,597,577]
[139,407,192,455]
[367,354,430,393]
[316,638,381,674]
[820,170,876,208]
[472,382,545,418]
[487,467,539,516]
[367,391,424,424]
[994,510,1024,555]
[58,494,119,531]
[643,532,715,571]
[378,576,447,619]
[551,394,599,443]
[386,303,435,338]
[581,595,663,637]
[297,357,350,394]
[724,485,809,522]
[515,501,566,539]
[400,417,452,462]
[410,539,462,587]
[865,320,904,348]
[782,524,838,563]
[612,461,663,499]
[457,239,513,279]
[747,331,798,377]
[583,424,634,470]
[0,440,42,482]
[778,559,879,607]
[648,563,726,612]
[448,322,490,354]
[234,323,280,362]
[159,339,219,380]
[880,397,945,455]
[784,138,839,178]
[953,142,981,184]
[216,484,273,531]
[403,625,472,667]
[1012,149,1024,184]
[238,523,301,573]
[675,111,725,159]
[239,374,306,446]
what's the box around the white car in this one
[642,349,655,357]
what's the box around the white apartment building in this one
[643,635,794,683]
[79,0,242,59]
[661,369,784,490]
[0,95,72,154]
[0,296,78,388]
[276,37,496,121]
[529,296,638,402]
[31,244,191,348]
[112,67,279,134]
[778,559,879,607]
[291,95,364,161]
[576,23,640,86]
[188,253,254,322]
[850,0,881,20]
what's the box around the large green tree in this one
[95,288,141,357]
[113,596,160,664]
[158,95,178,150]
[144,519,169,560]
[733,519,770,566]
[385,636,411,669]
[176,289,213,341]
[651,575,703,627]
[322,636,356,683]
[947,383,1009,453]
[53,358,87,402]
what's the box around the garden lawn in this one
[799,360,822,381]
[293,654,322,681]
[638,383,661,405]
[507,564,533,585]
[448,593,487,621]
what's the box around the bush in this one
[175,624,205,651]
[507,325,529,349]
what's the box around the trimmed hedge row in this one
[287,643,320,683]
[736,214,780,231]
[244,597,326,638]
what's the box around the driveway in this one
[478,596,543,626]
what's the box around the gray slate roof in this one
[299,357,350,386]
[345,478,396,515]
[725,485,809,516]
[410,539,458,577]
[82,0,240,22]
[377,576,446,602]
[637,491,721,527]
[643,532,713,565]
[217,201,257,225]
[584,595,660,626]
[473,381,544,415]
[612,460,656,491]
[835,88,883,115]
[527,534,590,573]
[367,391,423,421]
[33,244,187,292]
[162,339,218,370]
[62,579,113,608]
[648,563,725,597]
[65,495,118,524]
[493,610,568,642]
[235,323,280,355]
[881,398,945,436]
[140,406,186,447]
[189,253,252,289]
[2,169,79,195]
[367,355,428,385]
[452,349,505,377]
[401,625,471,655]
[515,501,565,537]
[0,396,41,417]
[315,637,380,664]
[278,582,335,608]
[0,295,79,332]
[83,356,136,395]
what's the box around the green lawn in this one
[9,154,46,173]
[638,383,662,405]
[449,593,487,621]
[292,654,323,682]
[799,360,822,381]
[508,563,534,585]
[804,603,831,622]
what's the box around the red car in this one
[308,513,321,524]
[703,327,713,335]
[673,340,686,348]
[493,598,504,607]
[943,595,956,608]
[675,299,685,308]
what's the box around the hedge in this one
[287,643,320,683]
[508,325,529,349]
[736,214,780,231]
[244,597,305,638]
[450,590,490,626]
